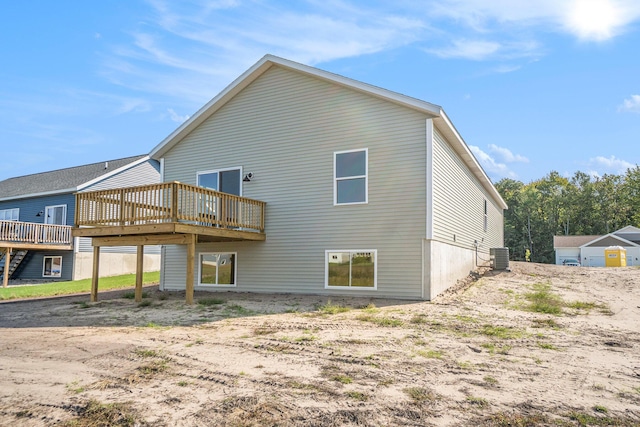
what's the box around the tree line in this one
[495,166,640,263]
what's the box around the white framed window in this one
[325,250,377,289]
[483,199,488,232]
[0,208,19,221]
[197,167,242,196]
[44,205,67,225]
[334,149,368,205]
[43,256,62,278]
[199,252,237,286]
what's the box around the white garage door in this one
[588,256,605,267]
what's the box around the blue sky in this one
[1,0,639,184]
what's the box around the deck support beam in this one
[2,247,11,288]
[186,234,196,305]
[135,245,144,303]
[91,246,100,302]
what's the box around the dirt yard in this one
[0,262,639,426]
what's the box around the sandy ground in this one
[0,261,639,426]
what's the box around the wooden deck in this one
[73,182,267,304]
[0,220,73,250]
[0,220,73,288]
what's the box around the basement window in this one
[326,250,376,289]
[43,256,62,278]
[199,253,236,286]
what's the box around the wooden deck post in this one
[91,246,100,302]
[186,234,195,305]
[2,248,10,288]
[135,245,144,302]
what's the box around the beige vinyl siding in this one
[79,160,162,254]
[431,127,503,255]
[82,160,160,192]
[162,65,428,299]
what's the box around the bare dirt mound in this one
[1,262,639,426]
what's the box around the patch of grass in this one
[410,314,428,324]
[483,376,498,385]
[356,313,403,327]
[466,396,489,408]
[294,334,317,342]
[76,301,91,309]
[137,300,153,308]
[332,375,353,384]
[66,381,85,394]
[403,387,440,403]
[531,317,561,329]
[524,283,564,315]
[416,349,444,359]
[455,314,479,323]
[122,291,149,300]
[138,360,168,375]
[481,324,524,339]
[198,297,225,306]
[317,300,351,315]
[565,410,634,426]
[223,304,253,316]
[345,391,368,401]
[456,360,474,370]
[62,399,140,426]
[253,327,277,336]
[537,342,558,350]
[134,349,160,358]
[0,271,160,301]
[482,412,551,426]
[177,380,189,387]
[481,342,513,355]
[593,405,608,413]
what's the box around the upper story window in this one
[334,149,368,205]
[483,199,488,232]
[197,168,241,196]
[45,205,67,225]
[0,208,19,221]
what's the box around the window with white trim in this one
[44,205,67,225]
[326,250,376,288]
[197,168,241,195]
[199,253,237,286]
[483,199,488,232]
[0,208,19,221]
[334,149,368,205]
[43,256,62,278]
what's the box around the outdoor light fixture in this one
[243,173,253,182]
[36,211,43,217]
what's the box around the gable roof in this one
[554,235,602,248]
[615,225,640,234]
[149,54,507,210]
[0,155,149,201]
[581,233,639,248]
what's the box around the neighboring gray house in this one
[553,226,640,267]
[0,155,161,284]
[74,55,507,302]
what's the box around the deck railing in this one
[75,181,266,232]
[0,220,73,245]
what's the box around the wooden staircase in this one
[0,249,29,281]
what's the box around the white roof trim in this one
[77,156,151,191]
[149,54,506,210]
[579,233,640,248]
[614,225,640,234]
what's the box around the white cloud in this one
[618,94,640,113]
[430,0,640,42]
[425,39,500,60]
[488,144,529,163]
[469,145,517,179]
[589,155,634,174]
[167,108,190,123]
